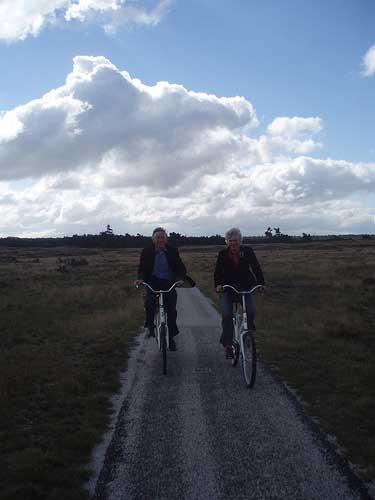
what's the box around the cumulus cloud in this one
[0,0,172,42]
[362,44,375,77]
[0,55,258,186]
[0,55,374,237]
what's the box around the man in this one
[214,227,265,357]
[135,227,187,351]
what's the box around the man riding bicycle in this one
[135,227,187,351]
[214,227,265,358]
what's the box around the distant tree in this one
[302,232,312,241]
[100,224,114,236]
[274,227,281,237]
[265,227,273,238]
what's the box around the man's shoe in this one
[169,338,177,351]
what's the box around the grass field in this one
[0,240,374,499]
[0,247,144,500]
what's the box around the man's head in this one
[152,227,168,250]
[225,227,242,254]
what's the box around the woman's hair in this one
[152,227,168,239]
[225,227,242,242]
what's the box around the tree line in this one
[0,225,372,249]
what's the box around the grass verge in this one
[0,247,143,500]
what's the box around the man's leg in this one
[145,288,156,336]
[219,292,234,346]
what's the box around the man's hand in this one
[216,285,224,293]
[134,279,143,288]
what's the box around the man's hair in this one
[152,227,168,238]
[225,227,242,242]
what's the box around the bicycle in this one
[137,280,183,375]
[221,284,264,388]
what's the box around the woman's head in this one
[225,227,242,253]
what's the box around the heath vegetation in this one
[0,240,374,499]
[0,247,143,500]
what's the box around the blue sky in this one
[0,0,374,237]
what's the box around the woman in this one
[214,227,265,357]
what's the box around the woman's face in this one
[227,237,240,254]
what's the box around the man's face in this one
[153,231,167,250]
[227,237,240,254]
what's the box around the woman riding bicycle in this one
[214,227,265,358]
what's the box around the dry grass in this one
[180,240,375,484]
[0,247,143,500]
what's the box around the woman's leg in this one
[244,294,255,330]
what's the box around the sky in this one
[0,0,374,238]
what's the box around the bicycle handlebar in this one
[221,284,264,295]
[137,280,184,294]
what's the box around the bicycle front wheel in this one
[232,340,240,367]
[242,332,256,388]
[160,324,167,375]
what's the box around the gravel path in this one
[89,287,370,500]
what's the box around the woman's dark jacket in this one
[137,243,187,282]
[214,246,264,289]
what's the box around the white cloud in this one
[0,111,24,143]
[267,116,322,137]
[0,55,374,237]
[0,55,258,185]
[362,44,375,77]
[65,0,120,22]
[0,0,172,42]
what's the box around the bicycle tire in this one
[232,311,241,366]
[154,313,160,347]
[160,324,167,375]
[232,340,240,366]
[242,332,256,388]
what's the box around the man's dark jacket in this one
[138,243,187,282]
[214,246,264,289]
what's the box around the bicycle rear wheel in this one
[160,324,167,375]
[242,332,256,388]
